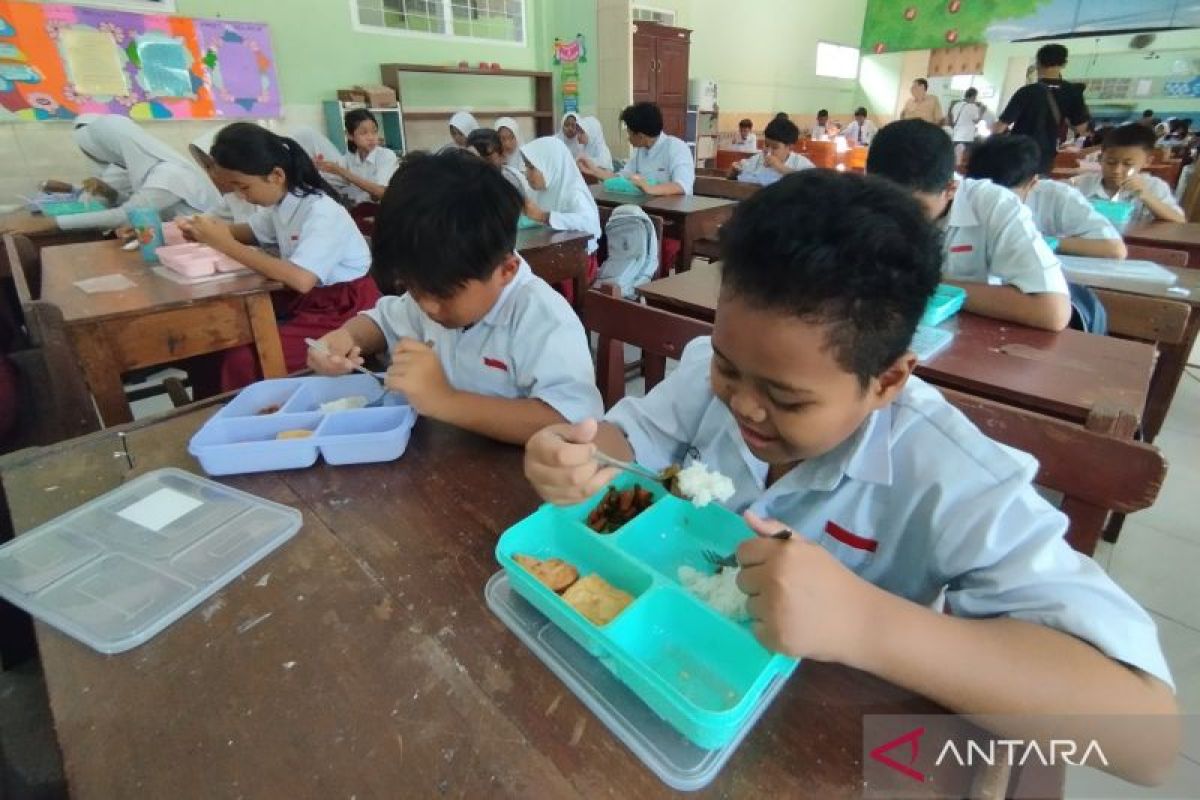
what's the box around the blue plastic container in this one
[517,214,543,229]
[1043,235,1060,253]
[602,176,659,195]
[125,206,164,263]
[188,375,417,475]
[919,283,967,328]
[38,199,108,216]
[1088,198,1136,230]
[495,473,798,749]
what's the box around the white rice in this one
[674,461,735,507]
[678,565,749,621]
[319,395,368,413]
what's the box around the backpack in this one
[1068,282,1107,335]
[596,205,659,298]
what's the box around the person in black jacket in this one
[994,44,1091,175]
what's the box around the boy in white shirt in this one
[842,108,877,147]
[967,134,1126,260]
[945,88,993,161]
[730,116,813,186]
[868,119,1072,331]
[1071,123,1185,224]
[524,170,1178,786]
[307,150,603,445]
[730,119,758,152]
[579,101,695,195]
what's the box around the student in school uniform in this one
[575,116,614,173]
[188,131,259,224]
[468,128,530,196]
[520,137,603,297]
[730,119,758,152]
[868,119,1072,331]
[494,116,526,172]
[40,112,132,206]
[179,123,380,395]
[842,108,877,147]
[524,170,1178,786]
[316,109,399,205]
[967,135,1126,260]
[945,88,993,161]
[1,114,219,237]
[1071,123,1186,224]
[578,102,695,196]
[555,112,584,158]
[730,115,813,186]
[446,111,481,151]
[810,109,834,140]
[307,150,603,446]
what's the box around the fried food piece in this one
[585,485,656,533]
[256,403,281,415]
[561,574,633,626]
[276,429,314,440]
[514,554,579,593]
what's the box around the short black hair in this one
[1142,109,1154,118]
[965,134,1040,189]
[738,118,753,129]
[914,78,929,89]
[372,150,522,298]
[466,127,501,158]
[719,170,941,388]
[1102,122,1157,152]
[866,119,955,194]
[964,87,978,99]
[774,112,790,121]
[763,116,799,145]
[817,109,829,118]
[1036,44,1068,68]
[854,107,868,117]
[620,102,663,137]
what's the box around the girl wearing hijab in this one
[189,130,259,224]
[554,112,584,157]
[446,111,480,150]
[575,116,614,172]
[494,116,525,171]
[1,114,219,236]
[520,136,601,300]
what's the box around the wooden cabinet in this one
[631,22,691,138]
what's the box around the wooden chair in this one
[1124,244,1189,268]
[1053,151,1081,169]
[805,140,837,169]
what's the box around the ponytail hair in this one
[210,122,338,199]
[344,108,378,154]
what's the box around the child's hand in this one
[629,173,649,190]
[763,152,783,170]
[187,215,235,248]
[732,159,746,173]
[306,329,362,375]
[736,511,877,663]
[576,157,595,175]
[79,177,118,205]
[524,419,617,505]
[1120,172,1147,198]
[523,197,547,223]
[316,159,344,177]
[386,338,452,414]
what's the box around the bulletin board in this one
[0,1,280,121]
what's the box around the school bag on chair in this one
[596,204,659,299]
[1068,282,1107,335]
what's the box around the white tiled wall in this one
[0,104,324,208]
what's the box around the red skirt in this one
[189,274,382,398]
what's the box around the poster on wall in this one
[862,0,1200,54]
[0,0,280,121]
[552,34,585,115]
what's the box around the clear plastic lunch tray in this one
[494,474,798,755]
[0,468,301,654]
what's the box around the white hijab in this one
[520,136,600,242]
[286,126,343,165]
[494,116,525,171]
[188,128,259,224]
[449,111,480,139]
[577,116,613,171]
[72,114,218,213]
[555,112,583,156]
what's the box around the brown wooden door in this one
[631,32,655,103]
[654,35,690,107]
[660,105,687,138]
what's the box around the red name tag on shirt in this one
[824,520,878,552]
[483,357,508,372]
[949,244,973,253]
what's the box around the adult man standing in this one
[901,78,943,124]
[994,44,1091,175]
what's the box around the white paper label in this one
[117,488,202,533]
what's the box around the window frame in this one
[815,41,861,81]
[349,0,528,47]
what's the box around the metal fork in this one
[592,451,668,483]
[702,529,794,571]
[304,337,391,407]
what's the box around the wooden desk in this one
[589,186,736,272]
[41,241,286,427]
[1125,222,1200,269]
[516,227,592,307]
[0,405,1042,799]
[637,263,1156,428]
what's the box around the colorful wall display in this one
[552,34,585,115]
[0,1,279,121]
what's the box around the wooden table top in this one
[1124,221,1200,250]
[42,240,280,325]
[515,226,593,250]
[637,263,1156,424]
[588,186,737,214]
[0,403,985,799]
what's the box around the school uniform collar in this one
[475,258,534,328]
[640,134,667,156]
[351,147,382,166]
[945,178,980,229]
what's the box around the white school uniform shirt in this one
[946,100,987,143]
[340,146,399,205]
[942,178,1068,296]
[520,137,601,254]
[735,151,814,187]
[620,134,696,195]
[1026,180,1121,241]
[1071,171,1184,226]
[361,258,603,423]
[810,123,831,140]
[729,132,758,152]
[247,192,371,286]
[607,337,1173,689]
[843,119,877,146]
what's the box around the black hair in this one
[738,118,753,129]
[965,134,1040,189]
[763,116,799,145]
[1102,122,1157,152]
[964,87,978,99]
[371,150,522,298]
[774,112,790,121]
[817,109,829,118]
[344,108,378,154]
[466,128,502,159]
[914,78,929,89]
[210,122,338,198]
[1142,109,1155,118]
[620,102,664,137]
[719,170,941,389]
[866,119,954,194]
[1036,44,1068,68]
[854,107,868,117]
